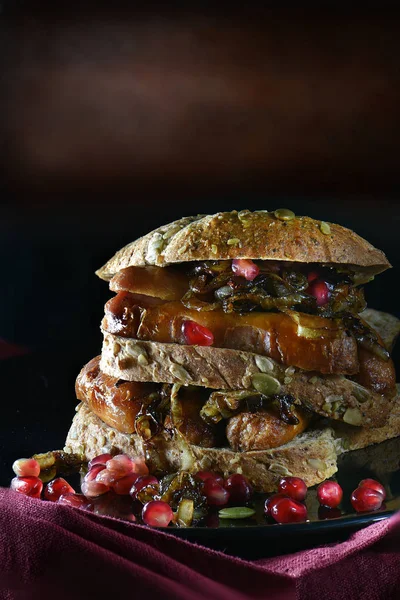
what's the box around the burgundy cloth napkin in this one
[1,488,400,600]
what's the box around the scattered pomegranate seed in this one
[84,464,106,482]
[317,481,343,508]
[195,471,224,485]
[11,476,43,499]
[44,478,75,502]
[182,320,214,346]
[58,493,93,510]
[264,493,288,518]
[129,475,159,500]
[88,453,113,469]
[278,477,307,502]
[318,506,342,520]
[12,458,40,478]
[359,479,386,500]
[269,496,308,524]
[81,480,110,498]
[224,474,253,505]
[306,279,330,306]
[203,479,230,506]
[96,468,122,487]
[113,473,140,495]
[125,513,137,522]
[142,500,174,527]
[232,259,260,281]
[351,486,384,513]
[130,457,149,476]
[106,455,135,476]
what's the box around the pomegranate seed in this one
[307,279,330,306]
[264,493,288,517]
[81,479,110,497]
[307,271,320,283]
[106,454,135,476]
[58,493,93,510]
[317,481,343,508]
[130,457,149,476]
[96,469,122,486]
[88,453,113,469]
[318,506,342,520]
[129,475,159,500]
[142,500,174,527]
[203,479,230,506]
[269,496,308,524]
[113,473,140,495]
[195,471,224,485]
[278,477,307,502]
[84,464,106,482]
[232,259,260,281]
[12,458,40,478]
[125,513,137,522]
[44,478,75,502]
[224,474,253,505]
[359,479,386,500]
[182,320,214,346]
[11,476,43,499]
[351,486,384,513]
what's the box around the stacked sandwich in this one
[66,210,400,491]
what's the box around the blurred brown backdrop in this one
[1,5,400,201]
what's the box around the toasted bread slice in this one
[65,391,400,492]
[101,331,392,428]
[362,308,400,352]
[95,210,390,279]
[333,385,400,453]
[65,402,338,492]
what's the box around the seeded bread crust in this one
[65,403,338,492]
[95,210,390,279]
[361,308,400,352]
[333,386,400,453]
[100,331,392,427]
[65,394,400,492]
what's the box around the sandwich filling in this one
[102,261,396,398]
[76,357,311,453]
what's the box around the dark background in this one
[1,5,400,487]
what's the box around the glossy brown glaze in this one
[76,357,219,446]
[110,266,188,301]
[165,387,220,448]
[353,346,396,397]
[226,405,310,452]
[104,292,359,375]
[76,356,158,434]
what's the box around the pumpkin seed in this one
[320,221,331,235]
[343,407,363,426]
[274,208,295,221]
[137,353,149,366]
[251,373,281,395]
[254,355,275,373]
[219,507,256,519]
[227,238,241,246]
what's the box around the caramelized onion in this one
[181,290,220,311]
[343,314,390,361]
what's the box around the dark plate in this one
[1,352,400,559]
[163,438,400,558]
